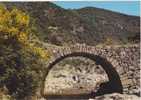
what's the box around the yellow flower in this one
[18,32,28,43]
[0,4,50,60]
[8,27,19,35]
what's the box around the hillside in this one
[0,2,140,100]
[2,2,140,46]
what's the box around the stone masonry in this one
[41,44,140,98]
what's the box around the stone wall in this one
[42,44,140,97]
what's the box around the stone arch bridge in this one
[41,44,140,98]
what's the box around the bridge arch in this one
[41,52,123,97]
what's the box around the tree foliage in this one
[0,4,49,99]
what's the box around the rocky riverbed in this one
[93,93,140,100]
[44,57,108,95]
[38,93,140,100]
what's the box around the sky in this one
[53,1,140,16]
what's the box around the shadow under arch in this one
[41,52,123,98]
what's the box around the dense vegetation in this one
[2,2,139,46]
[0,4,49,99]
[0,2,140,99]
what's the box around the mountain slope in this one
[2,2,140,46]
[77,7,140,43]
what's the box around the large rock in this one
[93,93,140,100]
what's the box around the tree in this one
[0,4,49,99]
